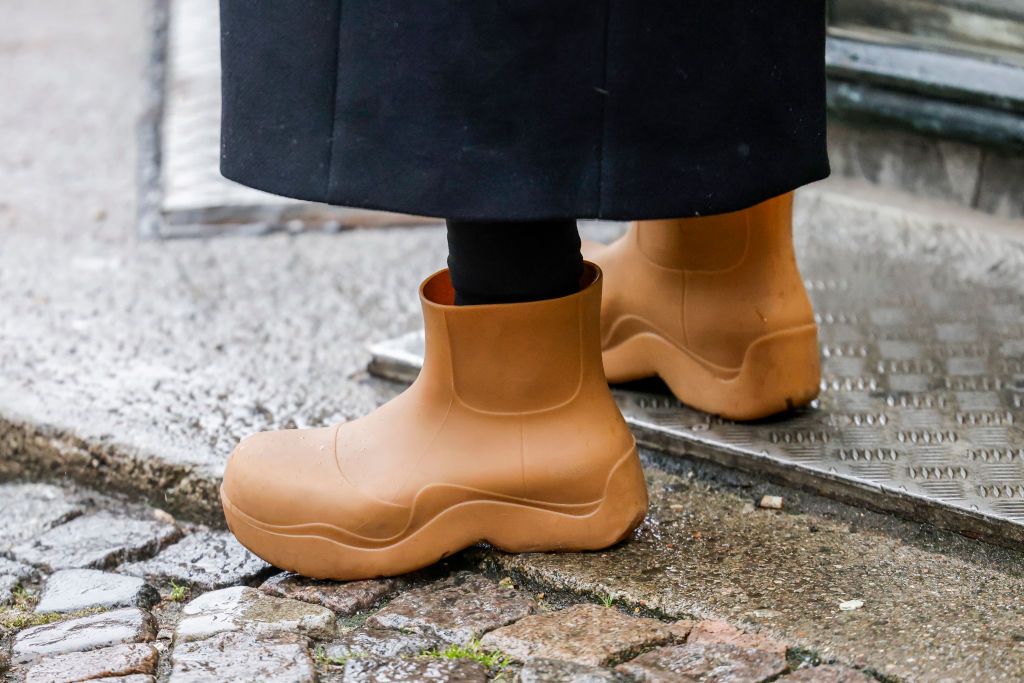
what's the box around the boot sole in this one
[604,323,820,421]
[220,447,648,580]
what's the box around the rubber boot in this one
[220,263,648,580]
[583,192,820,421]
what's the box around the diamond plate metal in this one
[368,199,1024,546]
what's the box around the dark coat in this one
[219,1,829,221]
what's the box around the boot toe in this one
[221,424,411,543]
[222,426,338,527]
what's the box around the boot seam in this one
[442,303,587,416]
[227,444,640,545]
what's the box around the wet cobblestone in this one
[12,608,158,665]
[322,627,443,659]
[13,513,180,572]
[0,558,36,606]
[366,572,535,645]
[777,665,877,682]
[0,484,83,554]
[169,631,315,683]
[121,530,271,591]
[174,586,335,643]
[617,642,788,683]
[481,603,674,666]
[24,642,158,683]
[260,573,403,615]
[35,569,159,614]
[340,656,488,683]
[518,657,631,682]
[687,619,787,657]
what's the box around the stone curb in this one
[0,417,223,527]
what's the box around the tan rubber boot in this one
[583,192,820,421]
[220,263,648,580]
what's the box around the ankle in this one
[634,213,747,271]
[446,218,583,305]
[634,193,794,272]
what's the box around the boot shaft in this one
[418,263,607,414]
[603,192,814,371]
[634,192,796,274]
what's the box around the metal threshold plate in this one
[369,204,1024,546]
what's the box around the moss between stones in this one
[0,585,107,631]
[314,638,513,678]
[313,646,350,668]
[168,580,188,602]
[422,639,512,671]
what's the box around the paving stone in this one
[341,656,488,682]
[174,586,335,643]
[12,607,158,665]
[259,572,401,615]
[0,574,18,606]
[0,556,36,605]
[323,627,442,659]
[12,513,181,571]
[777,665,876,682]
[519,658,629,682]
[616,642,788,683]
[120,530,271,591]
[36,569,159,613]
[0,556,37,580]
[366,571,535,645]
[668,620,695,641]
[480,603,673,667]
[688,620,788,657]
[169,631,315,683]
[24,642,158,683]
[0,483,83,553]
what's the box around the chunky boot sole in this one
[603,324,820,421]
[221,447,648,580]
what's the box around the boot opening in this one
[423,270,458,305]
[422,263,600,307]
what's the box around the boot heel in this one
[650,323,820,421]
[732,323,820,418]
[485,446,649,552]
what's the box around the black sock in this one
[445,219,583,305]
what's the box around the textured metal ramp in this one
[369,200,1024,546]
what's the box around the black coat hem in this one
[220,163,831,222]
[220,1,830,223]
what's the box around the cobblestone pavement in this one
[1,481,882,683]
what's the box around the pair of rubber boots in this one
[222,193,820,579]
